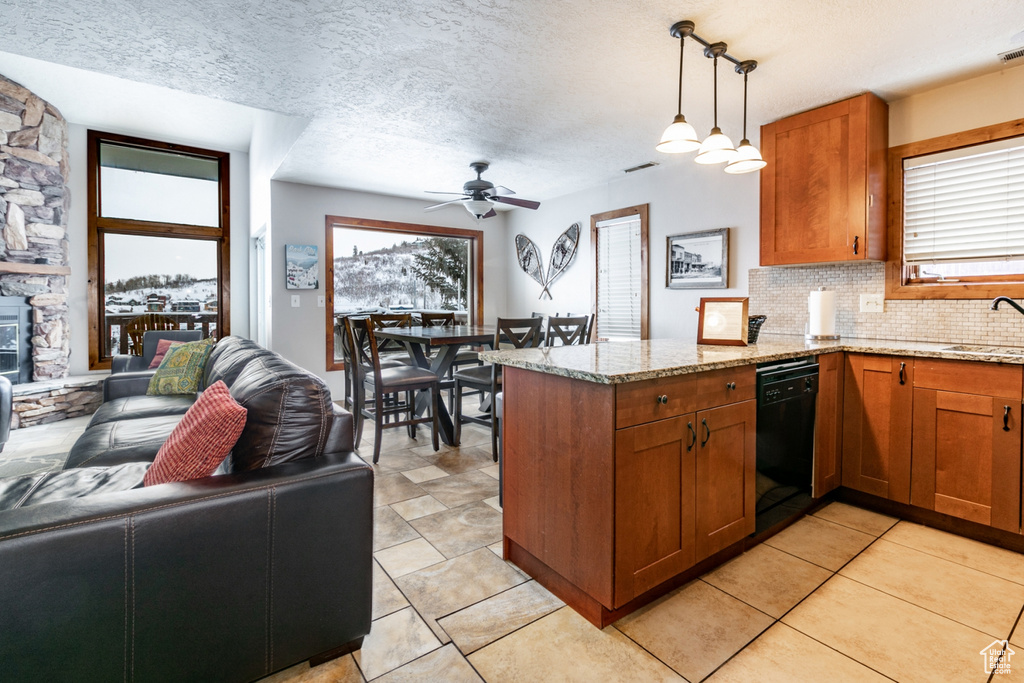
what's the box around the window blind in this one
[903,137,1024,265]
[596,217,641,341]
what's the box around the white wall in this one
[66,123,250,375]
[504,160,760,340]
[269,180,509,398]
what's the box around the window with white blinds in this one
[596,216,641,341]
[903,137,1024,266]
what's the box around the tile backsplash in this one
[748,262,1024,346]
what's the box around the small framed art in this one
[666,228,729,289]
[286,244,319,289]
[697,297,749,346]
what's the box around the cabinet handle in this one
[726,382,736,390]
[853,235,859,255]
[1004,405,1012,432]
[687,421,696,452]
[898,362,906,385]
[701,418,710,447]
[656,394,668,405]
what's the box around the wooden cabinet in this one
[842,354,914,503]
[910,359,1023,533]
[760,92,888,266]
[813,351,844,497]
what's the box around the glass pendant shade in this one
[724,139,767,174]
[695,127,737,164]
[657,115,701,153]
[465,199,493,218]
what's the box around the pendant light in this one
[725,60,767,174]
[695,42,738,165]
[656,21,700,154]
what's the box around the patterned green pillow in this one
[146,337,217,395]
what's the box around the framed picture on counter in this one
[666,228,729,289]
[697,297,748,346]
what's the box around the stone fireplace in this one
[0,73,71,383]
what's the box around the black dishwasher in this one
[755,357,819,534]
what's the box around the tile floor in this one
[5,415,1024,682]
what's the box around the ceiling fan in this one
[424,161,541,219]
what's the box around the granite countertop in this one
[478,334,1024,384]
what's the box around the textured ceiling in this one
[1,0,1023,203]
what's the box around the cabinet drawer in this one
[696,366,756,410]
[914,358,1023,400]
[616,375,696,429]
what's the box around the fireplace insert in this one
[0,296,33,384]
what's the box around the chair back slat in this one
[124,314,179,356]
[369,313,413,355]
[420,312,456,327]
[545,315,590,347]
[494,317,544,350]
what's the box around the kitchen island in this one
[481,335,1024,627]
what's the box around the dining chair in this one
[420,312,456,327]
[344,317,440,463]
[544,315,590,346]
[453,316,543,461]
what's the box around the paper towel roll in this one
[808,289,836,336]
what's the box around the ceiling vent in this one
[998,47,1024,63]
[623,162,659,173]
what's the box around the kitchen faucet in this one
[991,296,1024,316]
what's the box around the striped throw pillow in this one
[144,380,247,486]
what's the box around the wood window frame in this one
[590,204,650,341]
[87,130,231,370]
[885,118,1024,300]
[324,215,484,372]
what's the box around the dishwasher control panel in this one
[756,358,819,407]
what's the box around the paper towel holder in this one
[806,286,840,341]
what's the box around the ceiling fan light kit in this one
[423,161,541,220]
[658,21,765,175]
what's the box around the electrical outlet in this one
[317,295,325,308]
[860,293,884,313]
[291,295,300,308]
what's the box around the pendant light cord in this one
[742,72,748,139]
[676,36,685,116]
[712,56,719,128]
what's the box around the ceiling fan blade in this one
[492,196,540,210]
[491,185,516,196]
[424,190,468,196]
[424,198,469,212]
[482,209,497,219]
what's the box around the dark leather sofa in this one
[0,337,373,682]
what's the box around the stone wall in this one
[0,73,71,381]
[12,376,103,429]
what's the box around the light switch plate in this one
[291,295,300,308]
[860,293,884,313]
[317,295,325,308]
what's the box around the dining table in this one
[372,324,496,445]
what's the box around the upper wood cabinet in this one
[760,92,888,266]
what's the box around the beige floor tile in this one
[372,560,409,621]
[257,655,363,682]
[839,539,1024,638]
[1012,618,1023,649]
[410,501,503,559]
[373,472,426,507]
[373,644,482,683]
[883,521,1024,586]
[703,543,832,618]
[401,465,449,483]
[454,424,493,448]
[373,505,420,552]
[764,515,874,571]
[370,451,432,474]
[353,607,441,680]
[395,547,528,643]
[783,575,991,682]
[483,495,501,512]
[812,502,898,536]
[390,494,448,521]
[479,464,500,480]
[707,623,888,683]
[413,444,495,475]
[418,470,498,508]
[374,538,446,578]
[439,580,564,655]
[615,580,773,682]
[469,607,682,682]
[487,541,503,558]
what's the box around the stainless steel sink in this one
[942,345,1024,355]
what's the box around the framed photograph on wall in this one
[286,244,319,289]
[697,297,749,346]
[666,228,729,289]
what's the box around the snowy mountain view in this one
[286,244,319,289]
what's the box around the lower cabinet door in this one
[695,400,757,561]
[911,389,1022,533]
[614,415,696,607]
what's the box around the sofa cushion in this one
[145,381,247,486]
[0,462,149,511]
[224,351,334,472]
[204,336,263,389]
[147,337,216,395]
[64,415,183,469]
[89,394,198,427]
